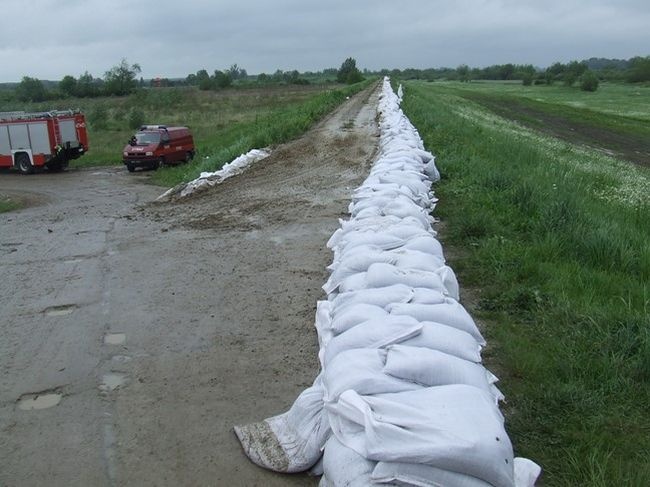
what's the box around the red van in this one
[122,125,195,172]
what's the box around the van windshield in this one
[134,132,160,145]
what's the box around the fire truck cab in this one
[0,110,89,174]
[122,125,195,172]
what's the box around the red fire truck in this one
[0,110,89,174]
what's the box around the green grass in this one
[0,195,19,213]
[0,81,374,186]
[401,81,650,486]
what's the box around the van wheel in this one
[126,163,135,173]
[184,152,193,163]
[16,153,34,175]
[157,157,165,169]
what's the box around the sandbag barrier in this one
[235,78,541,486]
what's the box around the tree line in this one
[3,58,365,103]
[379,55,650,92]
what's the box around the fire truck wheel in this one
[126,163,135,173]
[16,153,34,175]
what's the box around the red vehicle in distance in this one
[122,125,195,172]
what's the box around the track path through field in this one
[0,82,380,486]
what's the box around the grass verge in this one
[402,81,650,486]
[0,195,19,213]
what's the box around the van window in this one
[134,132,161,145]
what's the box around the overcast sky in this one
[0,0,648,82]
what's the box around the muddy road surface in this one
[0,84,380,486]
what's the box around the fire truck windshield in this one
[134,132,161,145]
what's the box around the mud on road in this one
[0,83,380,486]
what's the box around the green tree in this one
[456,64,470,82]
[627,56,650,82]
[213,70,232,89]
[59,75,77,97]
[522,72,533,86]
[580,70,599,91]
[196,69,212,90]
[337,57,364,84]
[76,71,100,97]
[104,59,142,96]
[15,76,47,102]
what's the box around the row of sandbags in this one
[235,78,540,486]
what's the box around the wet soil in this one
[0,83,380,486]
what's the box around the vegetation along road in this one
[401,80,650,486]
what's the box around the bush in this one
[522,73,533,86]
[580,70,599,92]
[128,108,145,129]
[89,104,108,130]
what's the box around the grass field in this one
[426,81,650,166]
[401,81,650,486]
[0,80,373,186]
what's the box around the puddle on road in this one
[104,333,126,345]
[99,373,127,392]
[17,392,62,411]
[44,304,77,316]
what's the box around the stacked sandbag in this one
[235,78,540,486]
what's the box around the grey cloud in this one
[0,0,648,81]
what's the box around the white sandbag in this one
[326,386,515,487]
[388,300,485,345]
[365,263,447,294]
[234,378,328,473]
[325,247,397,293]
[436,265,460,301]
[410,288,447,305]
[384,345,502,401]
[323,315,422,366]
[314,300,334,348]
[319,436,375,487]
[332,232,411,253]
[514,458,543,487]
[400,321,483,363]
[338,272,368,293]
[392,248,445,271]
[322,348,421,402]
[372,461,492,487]
[330,303,388,335]
[401,235,445,258]
[330,284,415,312]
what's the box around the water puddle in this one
[99,373,127,392]
[103,333,126,345]
[17,392,62,411]
[44,304,77,316]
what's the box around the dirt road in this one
[0,83,380,486]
